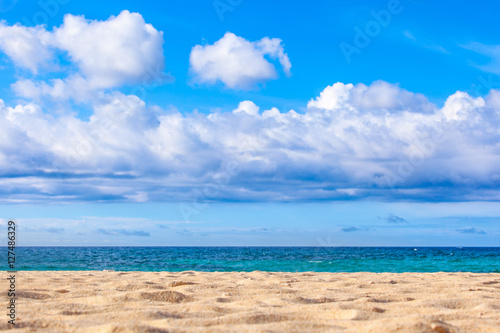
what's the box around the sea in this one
[3,247,499,272]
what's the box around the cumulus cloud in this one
[1,81,500,203]
[233,100,260,116]
[189,32,291,89]
[307,80,434,113]
[11,76,97,103]
[0,10,165,98]
[0,23,53,73]
[53,10,165,88]
[441,91,486,121]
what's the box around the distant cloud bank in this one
[2,81,500,203]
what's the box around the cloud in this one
[1,81,500,203]
[441,90,486,121]
[307,80,434,113]
[402,30,449,54]
[463,42,500,76]
[249,227,274,233]
[7,218,195,237]
[384,214,408,224]
[233,100,260,116]
[341,226,362,232]
[53,10,165,89]
[0,23,53,73]
[176,229,194,236]
[189,32,291,89]
[403,30,416,41]
[42,227,65,233]
[456,227,486,235]
[97,228,150,237]
[0,10,166,99]
[22,226,65,233]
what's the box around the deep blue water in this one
[2,247,499,272]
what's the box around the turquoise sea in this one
[3,247,499,272]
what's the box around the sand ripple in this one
[1,271,499,332]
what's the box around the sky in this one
[0,0,499,246]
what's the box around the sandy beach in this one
[2,271,499,332]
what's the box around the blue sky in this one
[0,0,499,245]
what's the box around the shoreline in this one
[3,271,499,332]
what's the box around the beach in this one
[2,271,499,332]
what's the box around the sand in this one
[1,271,499,332]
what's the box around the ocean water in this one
[3,247,499,272]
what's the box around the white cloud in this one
[0,23,53,73]
[0,10,165,98]
[53,10,165,89]
[441,91,485,121]
[257,36,292,75]
[233,100,260,116]
[307,81,434,113]
[189,32,291,89]
[1,81,500,203]
[11,76,92,102]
